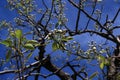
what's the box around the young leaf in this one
[26,52,33,59]
[15,29,22,40]
[52,42,59,51]
[100,61,104,69]
[6,50,12,62]
[89,72,98,80]
[24,43,34,50]
[66,36,73,40]
[104,59,110,66]
[0,39,12,47]
[97,55,105,69]
[10,31,15,37]
[62,36,73,42]
[26,40,38,45]
[97,55,105,61]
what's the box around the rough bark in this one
[108,56,116,80]
[108,36,120,80]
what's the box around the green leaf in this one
[97,55,105,61]
[100,61,104,69]
[15,29,22,40]
[89,72,98,80]
[62,36,73,42]
[26,40,38,45]
[6,50,12,62]
[97,55,105,69]
[24,43,34,50]
[26,0,30,4]
[0,39,12,47]
[104,59,110,66]
[52,42,59,51]
[10,31,15,37]
[66,36,73,40]
[26,52,33,59]
[26,40,40,47]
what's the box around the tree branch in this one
[112,8,120,23]
[43,55,71,80]
[75,0,81,32]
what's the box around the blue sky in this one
[0,0,120,80]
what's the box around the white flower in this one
[92,0,102,2]
[97,0,102,1]
[93,47,96,50]
[57,29,62,33]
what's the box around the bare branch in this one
[75,0,81,32]
[112,8,120,23]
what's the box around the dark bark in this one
[34,37,71,80]
[108,36,120,80]
[43,55,71,80]
[108,56,116,80]
[35,38,45,80]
